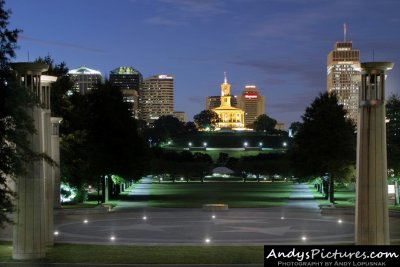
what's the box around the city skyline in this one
[7,0,400,127]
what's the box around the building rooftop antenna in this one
[343,23,347,42]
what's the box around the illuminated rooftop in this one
[110,66,142,75]
[68,66,102,75]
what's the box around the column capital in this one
[50,117,63,124]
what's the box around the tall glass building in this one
[139,75,174,123]
[236,85,265,128]
[109,66,142,91]
[327,41,361,123]
[109,67,143,119]
[68,66,102,95]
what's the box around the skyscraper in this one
[109,67,143,119]
[109,66,143,91]
[68,66,102,95]
[139,74,174,123]
[237,85,265,127]
[327,27,361,123]
[173,111,186,122]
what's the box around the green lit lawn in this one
[128,182,293,208]
[0,242,263,264]
[60,201,99,209]
[308,183,356,207]
[308,184,400,211]
[119,183,137,196]
[195,149,276,161]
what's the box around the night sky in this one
[7,0,400,128]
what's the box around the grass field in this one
[0,242,263,264]
[194,149,279,161]
[308,184,356,207]
[308,183,400,210]
[123,181,293,208]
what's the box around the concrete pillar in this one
[11,63,55,260]
[51,117,62,209]
[104,176,109,203]
[12,105,47,259]
[43,110,52,246]
[42,116,62,247]
[355,62,394,245]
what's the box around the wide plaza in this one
[2,182,400,246]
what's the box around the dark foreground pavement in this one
[0,264,262,267]
[1,184,399,266]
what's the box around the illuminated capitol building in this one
[208,73,265,130]
[212,73,245,129]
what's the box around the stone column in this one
[51,117,62,209]
[43,109,52,246]
[103,175,109,203]
[355,62,394,245]
[43,116,62,247]
[11,63,49,259]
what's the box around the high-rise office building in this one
[173,111,186,123]
[237,85,265,127]
[139,74,174,123]
[327,29,361,123]
[68,66,102,95]
[109,67,143,119]
[109,66,143,91]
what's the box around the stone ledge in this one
[320,206,400,217]
[54,205,110,215]
[202,204,229,211]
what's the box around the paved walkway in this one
[58,208,357,245]
[114,176,153,210]
[2,183,400,266]
[286,184,320,209]
[128,176,153,196]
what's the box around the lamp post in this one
[355,62,394,245]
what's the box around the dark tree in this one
[34,55,69,76]
[150,149,212,183]
[34,56,72,117]
[289,121,302,137]
[86,82,147,182]
[184,121,197,133]
[152,115,185,141]
[253,114,277,134]
[193,153,213,182]
[60,81,147,200]
[193,110,220,130]
[1,0,38,227]
[217,152,229,166]
[0,0,19,72]
[236,153,290,182]
[291,92,356,203]
[387,94,400,177]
